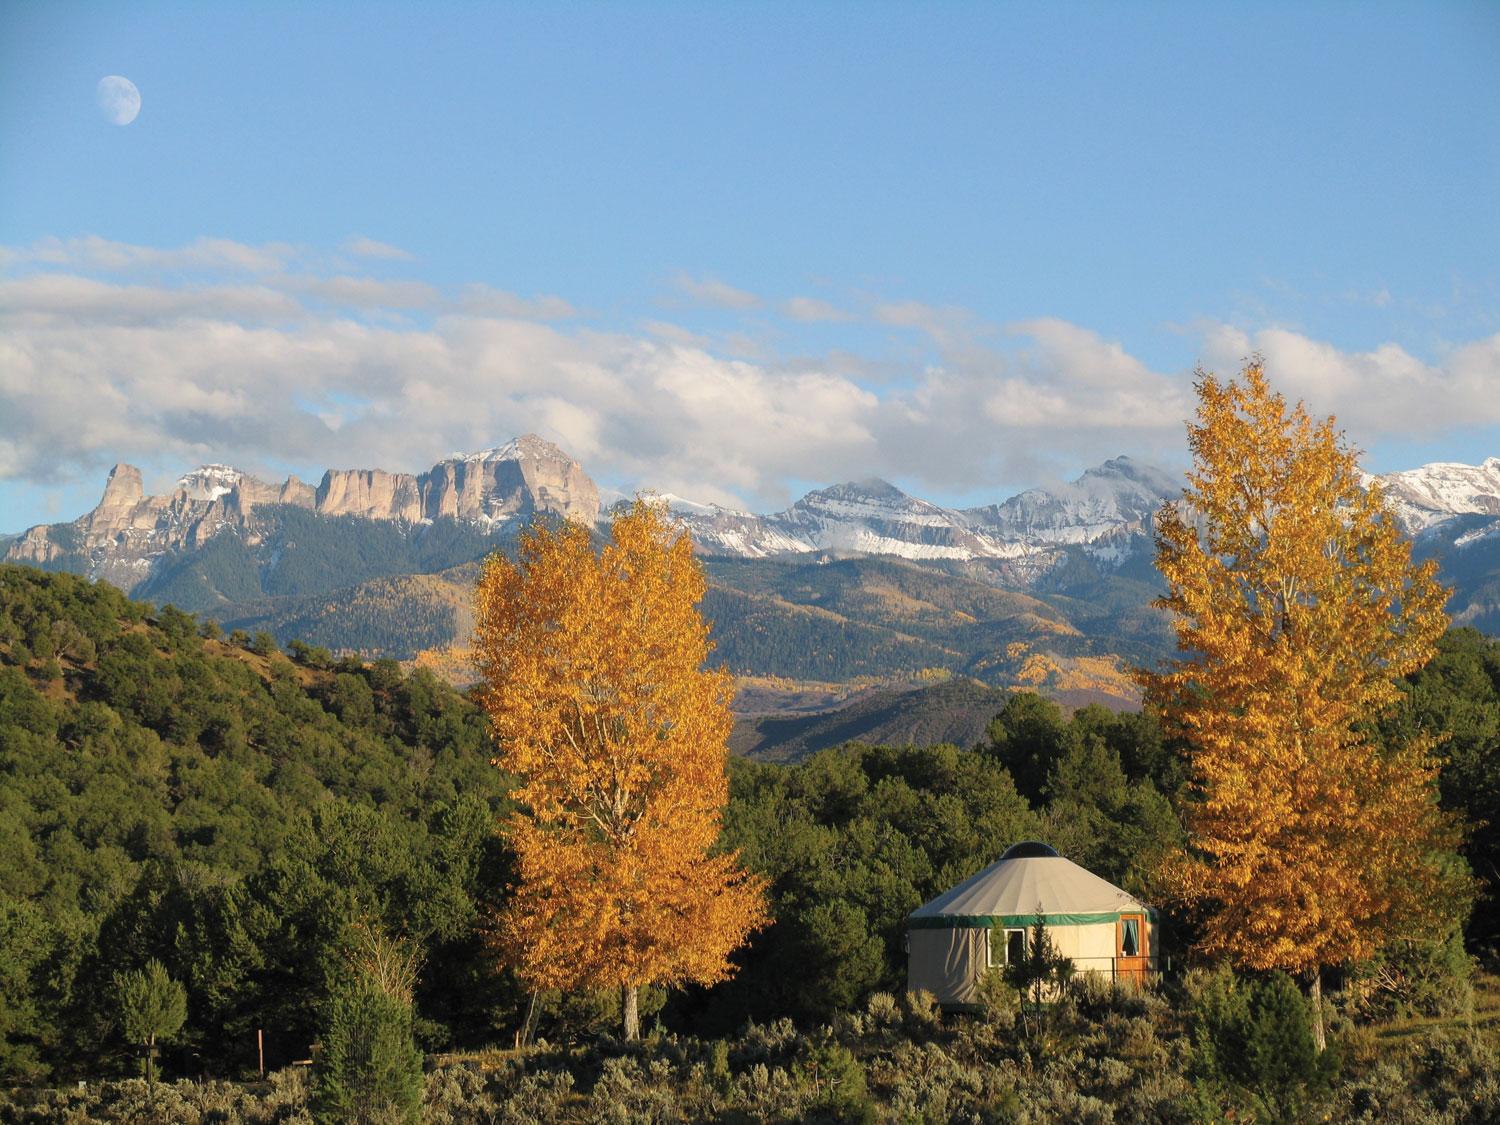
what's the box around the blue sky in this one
[2,1,1498,530]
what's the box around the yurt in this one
[907,842,1159,1008]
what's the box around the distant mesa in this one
[3,434,598,591]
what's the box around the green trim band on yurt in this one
[908,909,1159,929]
[906,841,1160,1008]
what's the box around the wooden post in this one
[257,1028,265,1078]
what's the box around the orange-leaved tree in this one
[1142,361,1468,1050]
[473,499,768,1040]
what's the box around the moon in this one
[97,76,141,126]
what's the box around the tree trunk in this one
[1309,969,1326,1053]
[518,989,541,1048]
[622,985,640,1041]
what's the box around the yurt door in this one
[1116,913,1147,984]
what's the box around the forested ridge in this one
[5,565,1500,1121]
[0,565,514,1081]
[24,504,1168,705]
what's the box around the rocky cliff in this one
[4,435,600,592]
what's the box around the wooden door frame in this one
[1116,912,1148,983]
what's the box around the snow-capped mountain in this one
[177,464,245,502]
[958,457,1182,543]
[1377,458,1500,534]
[11,438,1500,638]
[667,457,1175,566]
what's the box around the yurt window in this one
[1007,929,1026,965]
[1121,918,1140,957]
[989,928,1026,967]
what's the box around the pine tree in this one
[115,959,186,1087]
[474,500,768,1040]
[313,925,425,1124]
[1143,361,1469,1049]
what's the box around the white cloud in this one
[641,320,712,348]
[291,275,440,309]
[458,284,578,320]
[1199,324,1500,444]
[0,274,303,325]
[874,300,991,351]
[0,272,1185,509]
[7,235,296,274]
[783,296,852,323]
[343,235,415,261]
[6,235,1497,515]
[671,273,760,310]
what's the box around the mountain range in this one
[5,439,1499,716]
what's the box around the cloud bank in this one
[3,237,1497,511]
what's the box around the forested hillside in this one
[0,565,514,1081]
[129,544,1165,707]
[730,678,1014,761]
[0,567,1184,1083]
[4,566,1500,1119]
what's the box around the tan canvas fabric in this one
[1050,921,1118,975]
[910,853,1148,921]
[908,927,988,1006]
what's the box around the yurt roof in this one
[909,842,1154,929]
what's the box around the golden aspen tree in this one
[1143,361,1467,1050]
[473,500,768,1040]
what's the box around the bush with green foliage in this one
[314,979,424,1124]
[1185,964,1335,1118]
[1003,915,1076,1043]
[114,959,187,1085]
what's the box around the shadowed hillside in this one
[731,677,1014,761]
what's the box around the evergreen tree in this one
[115,959,186,1087]
[314,925,425,1125]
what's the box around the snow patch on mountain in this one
[443,433,564,466]
[667,460,1177,567]
[1377,458,1500,532]
[177,464,245,502]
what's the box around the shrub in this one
[1187,964,1332,1118]
[493,1069,576,1124]
[422,1062,497,1124]
[902,989,941,1036]
[1407,1029,1500,1120]
[973,967,1019,1030]
[1348,932,1476,1021]
[794,1032,874,1122]
[313,980,424,1124]
[863,992,900,1030]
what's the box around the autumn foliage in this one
[1143,363,1468,1027]
[473,501,768,1036]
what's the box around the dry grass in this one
[1371,971,1500,1047]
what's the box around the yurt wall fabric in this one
[908,928,987,1006]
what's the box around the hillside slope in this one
[0,565,512,1079]
[730,678,1014,761]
